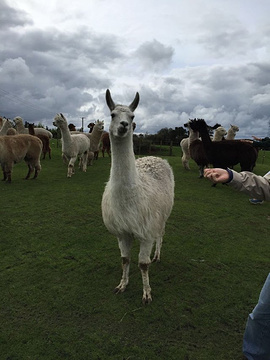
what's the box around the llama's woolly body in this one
[53,113,90,177]
[103,156,174,240]
[0,134,42,182]
[102,90,174,304]
[6,128,17,135]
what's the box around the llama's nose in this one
[120,121,128,128]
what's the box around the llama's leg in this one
[67,157,76,177]
[62,154,68,164]
[182,154,190,170]
[115,235,133,294]
[33,162,41,179]
[25,163,34,179]
[139,240,155,304]
[1,164,7,181]
[199,165,204,178]
[152,236,163,262]
[2,164,12,182]
[81,151,88,172]
[6,170,12,183]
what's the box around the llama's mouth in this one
[117,127,128,136]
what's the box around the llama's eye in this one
[131,115,135,120]
[111,113,116,119]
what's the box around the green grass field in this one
[0,142,269,360]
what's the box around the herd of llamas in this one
[0,90,262,303]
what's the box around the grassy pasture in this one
[0,141,269,359]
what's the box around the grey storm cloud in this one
[0,1,32,29]
[134,39,174,71]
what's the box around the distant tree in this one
[145,126,188,145]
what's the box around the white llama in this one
[87,120,104,164]
[226,124,239,140]
[212,126,227,141]
[53,113,90,177]
[180,121,200,170]
[71,120,104,165]
[101,90,175,304]
[0,119,14,135]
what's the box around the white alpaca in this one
[53,113,90,177]
[226,124,239,140]
[212,126,227,141]
[102,90,174,304]
[87,120,104,165]
[180,121,200,170]
[0,119,14,135]
[14,116,53,138]
[71,120,104,164]
[0,117,4,129]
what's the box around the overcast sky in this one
[1,0,270,137]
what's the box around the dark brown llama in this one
[189,119,257,171]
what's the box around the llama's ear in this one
[106,89,115,111]
[129,92,140,112]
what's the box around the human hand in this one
[204,168,229,183]
[252,136,262,141]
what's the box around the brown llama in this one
[0,134,42,182]
[100,132,111,157]
[28,123,51,159]
[87,122,95,133]
[68,123,77,132]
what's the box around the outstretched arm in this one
[204,168,270,201]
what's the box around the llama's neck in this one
[16,120,26,133]
[226,129,235,140]
[28,126,35,135]
[0,120,11,135]
[188,128,200,144]
[198,126,212,148]
[90,127,103,147]
[59,123,72,147]
[213,131,223,141]
[110,134,138,187]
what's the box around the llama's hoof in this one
[114,281,127,294]
[114,286,125,294]
[142,292,152,305]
